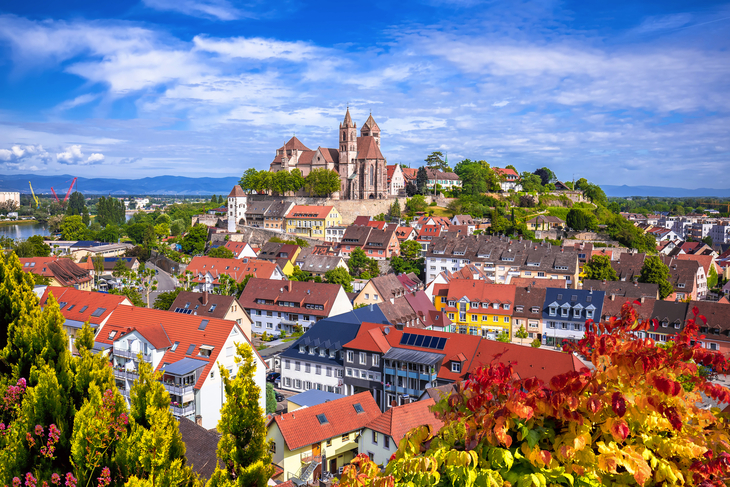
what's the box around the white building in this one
[0,191,20,207]
[100,305,266,430]
[386,164,405,195]
[227,185,248,232]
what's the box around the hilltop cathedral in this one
[269,109,388,200]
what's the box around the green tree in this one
[347,248,379,278]
[129,264,159,308]
[61,215,87,240]
[583,255,618,281]
[208,343,274,487]
[181,223,209,255]
[454,159,499,196]
[638,255,674,299]
[265,383,276,415]
[424,151,451,172]
[66,191,87,216]
[109,287,146,307]
[582,182,608,206]
[405,195,427,215]
[304,168,340,197]
[208,246,235,259]
[390,240,424,279]
[97,224,120,243]
[388,199,401,219]
[153,288,182,310]
[239,168,260,193]
[515,325,529,345]
[416,167,429,195]
[496,331,511,343]
[324,267,353,293]
[533,167,556,186]
[702,235,713,247]
[566,208,597,231]
[707,263,718,289]
[519,172,543,193]
[13,235,52,257]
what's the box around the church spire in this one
[343,106,354,127]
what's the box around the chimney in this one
[203,291,208,305]
[640,296,645,303]
[611,294,615,301]
[634,281,638,287]
[288,281,292,292]
[195,415,203,426]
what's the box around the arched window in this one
[370,166,374,187]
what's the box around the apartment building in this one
[424,235,579,287]
[239,278,353,336]
[97,305,265,430]
[432,280,516,339]
[185,256,285,292]
[542,288,605,348]
[285,205,342,239]
[169,290,252,339]
[511,285,547,343]
[20,257,93,290]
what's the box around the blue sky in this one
[0,0,729,188]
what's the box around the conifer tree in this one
[208,343,272,487]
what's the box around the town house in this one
[542,288,605,348]
[169,290,252,339]
[285,205,342,239]
[185,256,285,292]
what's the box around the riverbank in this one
[0,219,39,227]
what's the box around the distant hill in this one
[0,174,241,196]
[602,185,730,198]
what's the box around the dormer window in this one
[299,345,305,353]
[492,303,499,309]
[549,307,557,317]
[677,283,685,288]
[503,304,510,310]
[586,310,594,319]
[561,308,569,317]
[448,301,455,307]
[199,345,214,357]
[574,309,581,318]
[661,321,668,328]
[451,362,461,373]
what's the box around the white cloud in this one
[193,35,325,61]
[56,145,105,165]
[0,144,51,163]
[143,0,243,20]
[53,93,100,112]
[492,100,509,107]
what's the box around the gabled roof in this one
[238,278,343,318]
[228,185,246,198]
[676,254,715,277]
[366,398,443,444]
[169,291,237,319]
[178,417,221,481]
[362,113,380,133]
[286,205,334,219]
[223,240,253,256]
[187,257,280,284]
[352,216,371,226]
[316,147,340,164]
[493,167,519,178]
[370,274,408,299]
[424,168,460,180]
[279,136,310,152]
[288,389,345,408]
[99,305,258,390]
[401,168,417,181]
[433,281,516,313]
[20,257,92,286]
[40,286,131,324]
[509,277,564,289]
[273,392,380,451]
[386,164,401,182]
[356,136,385,160]
[582,279,658,299]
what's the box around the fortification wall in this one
[246,195,405,225]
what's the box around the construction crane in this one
[50,177,78,205]
[697,200,730,214]
[28,181,40,207]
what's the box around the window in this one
[374,294,379,300]
[384,436,390,449]
[67,305,75,311]
[326,367,332,377]
[185,344,196,355]
[493,316,498,322]
[359,352,367,364]
[304,381,312,389]
[347,351,354,362]
[299,345,305,353]
[91,307,106,317]
[285,359,290,369]
[316,413,329,425]
[451,362,461,373]
[270,442,276,453]
[199,345,214,357]
[295,361,301,371]
[372,355,379,367]
[294,379,302,389]
[504,317,509,323]
[171,341,180,352]
[549,307,557,317]
[586,310,594,319]
[372,431,379,444]
[365,293,370,299]
[284,377,291,387]
[316,365,321,375]
[305,363,311,373]
[342,433,350,442]
[353,403,365,414]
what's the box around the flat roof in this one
[163,357,209,376]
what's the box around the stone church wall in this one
[246,195,405,225]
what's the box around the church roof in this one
[343,108,354,126]
[317,147,340,164]
[278,136,310,152]
[362,113,380,132]
[297,151,315,165]
[357,136,385,160]
[228,185,246,198]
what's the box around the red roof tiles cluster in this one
[20,257,92,287]
[366,398,443,445]
[187,257,279,284]
[40,286,131,324]
[273,392,380,451]
[286,205,334,220]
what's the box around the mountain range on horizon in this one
[1,174,729,198]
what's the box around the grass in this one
[430,206,453,218]
[546,207,571,220]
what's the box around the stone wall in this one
[246,195,404,225]
[535,229,619,246]
[211,226,323,248]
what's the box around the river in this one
[0,222,50,240]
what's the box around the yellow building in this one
[432,280,516,340]
[285,205,342,240]
[267,392,381,482]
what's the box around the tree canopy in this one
[181,223,209,255]
[339,302,730,487]
[583,255,618,281]
[639,255,674,299]
[424,151,451,172]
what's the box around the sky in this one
[0,0,729,188]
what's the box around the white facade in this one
[228,193,247,232]
[359,427,396,467]
[248,287,353,336]
[0,192,20,207]
[281,353,345,395]
[709,223,730,244]
[388,165,405,195]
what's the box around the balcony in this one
[170,403,195,417]
[164,383,195,396]
[280,319,298,327]
[114,348,152,362]
[112,368,139,380]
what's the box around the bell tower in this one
[339,107,358,198]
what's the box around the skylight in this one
[186,344,196,355]
[209,304,217,313]
[59,302,68,309]
[353,403,364,414]
[171,341,179,352]
[316,414,329,425]
[67,305,75,311]
[79,306,88,313]
[108,331,117,340]
[91,307,106,317]
[199,320,209,331]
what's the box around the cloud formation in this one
[56,145,105,165]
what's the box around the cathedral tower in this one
[339,108,358,197]
[361,113,381,148]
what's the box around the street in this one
[145,261,177,308]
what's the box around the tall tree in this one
[638,255,674,299]
[61,215,87,240]
[416,167,429,195]
[533,167,556,186]
[208,343,273,487]
[66,191,86,216]
[304,169,340,197]
[181,223,209,255]
[152,288,182,311]
[424,151,451,172]
[324,267,353,293]
[583,255,618,281]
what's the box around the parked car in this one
[275,392,285,402]
[266,372,280,383]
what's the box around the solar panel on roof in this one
[414,335,425,347]
[399,333,411,345]
[422,336,433,348]
[407,334,417,346]
[435,337,447,350]
[91,307,106,317]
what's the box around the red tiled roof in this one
[676,254,714,276]
[362,113,380,132]
[366,398,443,445]
[493,167,519,178]
[238,278,343,318]
[297,151,315,165]
[508,277,566,289]
[343,322,392,352]
[40,287,131,324]
[286,205,334,220]
[394,226,415,240]
[401,168,417,181]
[353,216,371,226]
[356,136,385,160]
[228,185,246,198]
[20,257,92,287]
[386,164,399,182]
[433,281,516,315]
[317,147,340,164]
[279,136,310,152]
[99,305,259,390]
[224,240,252,256]
[187,257,279,284]
[367,221,387,230]
[273,392,380,451]
[417,225,442,240]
